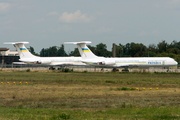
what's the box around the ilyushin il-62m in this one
[65,41,178,72]
[4,42,85,70]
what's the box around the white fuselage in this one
[65,41,178,68]
[81,57,177,68]
[19,56,85,66]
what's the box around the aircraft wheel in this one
[49,67,55,70]
[112,68,119,72]
[122,69,129,72]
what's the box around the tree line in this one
[28,40,180,64]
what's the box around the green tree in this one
[128,42,147,57]
[48,46,58,57]
[167,48,180,54]
[167,40,180,54]
[158,40,168,53]
[168,40,180,49]
[114,45,120,57]
[69,48,80,56]
[28,46,39,56]
[147,44,157,57]
[113,44,123,57]
[39,46,58,57]
[123,43,131,57]
[57,44,68,56]
[118,44,124,57]
[95,43,112,57]
[40,48,45,57]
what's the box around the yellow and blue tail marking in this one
[20,48,28,52]
[82,48,90,52]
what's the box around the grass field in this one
[0,70,180,119]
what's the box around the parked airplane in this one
[65,41,178,71]
[4,42,85,69]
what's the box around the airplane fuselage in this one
[81,57,177,68]
[19,56,85,66]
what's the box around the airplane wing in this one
[114,64,140,68]
[115,64,130,67]
[49,63,86,66]
[13,62,27,65]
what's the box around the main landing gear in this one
[49,66,64,70]
[122,67,129,72]
[112,68,119,72]
[49,66,55,70]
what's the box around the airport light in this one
[7,82,9,85]
[136,88,139,91]
[45,115,46,120]
[13,82,16,85]
[19,82,22,85]
[1,82,3,85]
[150,88,152,90]
[26,82,28,85]
[156,87,159,90]
[143,88,146,90]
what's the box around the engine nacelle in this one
[34,60,51,64]
[35,60,41,64]
[98,61,115,65]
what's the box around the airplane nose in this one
[174,60,178,65]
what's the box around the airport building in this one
[0,48,19,65]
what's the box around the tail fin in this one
[65,41,98,59]
[4,42,38,59]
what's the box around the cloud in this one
[95,27,113,34]
[139,30,160,37]
[59,10,93,23]
[0,3,10,13]
[47,11,58,16]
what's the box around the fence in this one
[0,64,179,73]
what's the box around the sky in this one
[1,0,180,54]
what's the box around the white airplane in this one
[4,42,85,69]
[65,41,178,71]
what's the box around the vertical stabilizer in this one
[4,42,38,59]
[65,41,98,59]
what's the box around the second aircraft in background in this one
[4,42,85,69]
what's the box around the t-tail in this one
[4,42,38,59]
[65,41,98,59]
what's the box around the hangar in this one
[0,48,19,67]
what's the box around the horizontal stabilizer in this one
[4,42,29,45]
[64,41,91,44]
